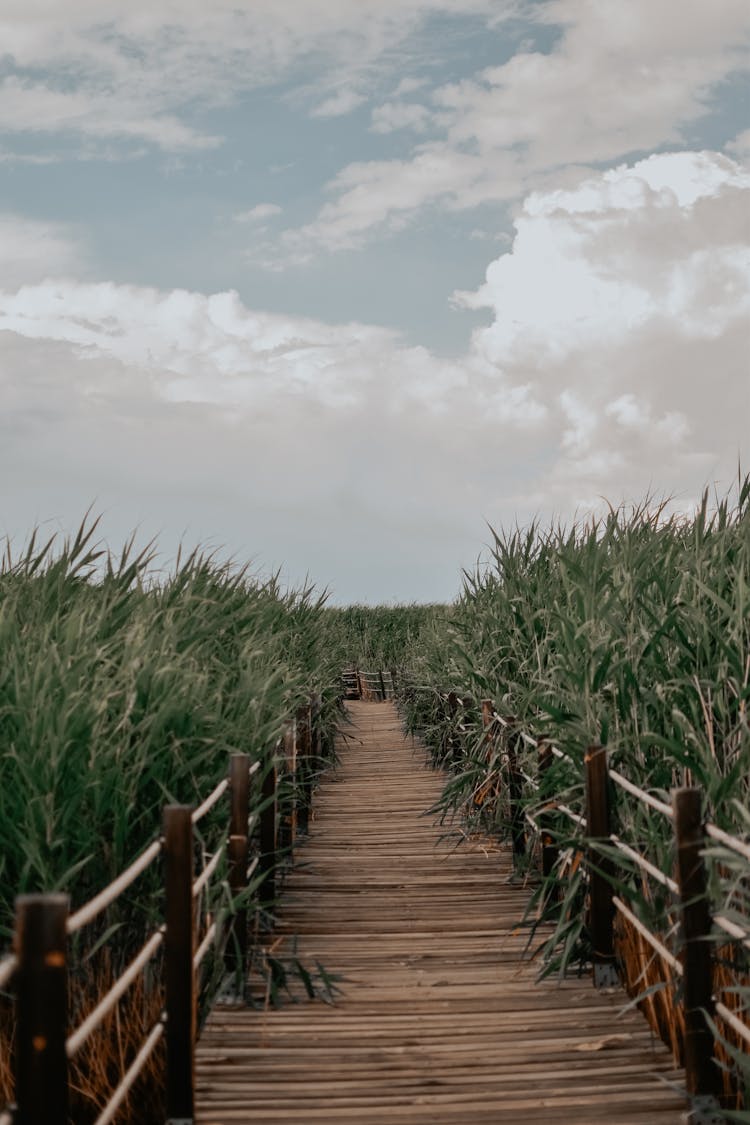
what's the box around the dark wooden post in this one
[673,787,718,1103]
[163,804,195,1122]
[226,753,250,979]
[311,692,323,766]
[259,756,277,911]
[538,742,558,888]
[507,729,526,861]
[378,670,387,701]
[297,703,313,833]
[585,745,617,987]
[283,721,297,852]
[14,894,69,1125]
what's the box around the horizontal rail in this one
[714,914,750,951]
[715,1001,750,1048]
[193,844,226,899]
[194,921,218,970]
[610,834,679,894]
[557,803,586,828]
[705,822,750,863]
[248,760,261,778]
[609,769,674,819]
[192,778,230,824]
[613,896,683,975]
[93,1019,164,1125]
[67,838,163,934]
[0,955,17,991]
[246,855,259,881]
[67,928,165,1058]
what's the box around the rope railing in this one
[343,668,395,701]
[66,929,165,1059]
[67,837,163,935]
[1,690,327,1125]
[421,689,750,1111]
[612,896,683,976]
[93,1020,165,1125]
[0,956,17,992]
[610,834,679,894]
[609,769,674,820]
[192,777,230,824]
[193,844,226,898]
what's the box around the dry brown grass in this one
[1,953,165,1124]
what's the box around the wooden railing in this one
[0,695,325,1125]
[417,688,750,1116]
[341,668,395,701]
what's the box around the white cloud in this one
[277,0,750,254]
[370,101,431,134]
[457,152,750,363]
[0,0,503,152]
[234,203,283,223]
[728,128,750,161]
[457,150,750,510]
[392,77,429,97]
[311,89,366,118]
[0,76,221,151]
[1,148,748,600]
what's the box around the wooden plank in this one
[196,701,682,1124]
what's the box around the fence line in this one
[1,691,327,1125]
[414,686,750,1115]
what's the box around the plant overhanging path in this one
[196,700,682,1124]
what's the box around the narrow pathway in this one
[196,701,683,1124]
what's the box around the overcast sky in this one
[1,1,749,603]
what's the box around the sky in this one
[1,0,749,603]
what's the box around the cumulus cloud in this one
[457,150,750,510]
[1,149,748,599]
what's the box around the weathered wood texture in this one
[196,702,683,1124]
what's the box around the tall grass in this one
[0,517,341,1120]
[399,477,750,1105]
[323,603,448,671]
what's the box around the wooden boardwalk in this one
[196,701,684,1124]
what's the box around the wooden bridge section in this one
[196,701,684,1124]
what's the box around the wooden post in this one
[311,692,323,766]
[585,745,617,987]
[13,894,69,1125]
[378,670,387,701]
[163,804,195,1122]
[538,742,558,889]
[259,756,277,911]
[226,753,250,979]
[297,703,313,833]
[283,720,297,852]
[507,729,526,861]
[673,787,718,1104]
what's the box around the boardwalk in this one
[196,701,684,1124]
